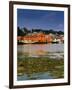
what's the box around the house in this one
[45,35,53,43]
[17,32,64,44]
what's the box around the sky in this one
[17,9,64,31]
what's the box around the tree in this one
[17,27,24,36]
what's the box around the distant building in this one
[17,32,64,44]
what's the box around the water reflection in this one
[17,44,64,80]
[17,44,64,58]
[17,72,54,81]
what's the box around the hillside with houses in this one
[17,27,64,44]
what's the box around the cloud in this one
[57,24,64,28]
[54,24,64,31]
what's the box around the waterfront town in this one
[17,31,64,44]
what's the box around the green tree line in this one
[17,27,64,36]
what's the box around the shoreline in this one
[17,42,63,45]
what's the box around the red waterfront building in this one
[17,32,53,43]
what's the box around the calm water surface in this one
[17,44,64,58]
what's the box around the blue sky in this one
[17,9,64,31]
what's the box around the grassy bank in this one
[17,56,64,79]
